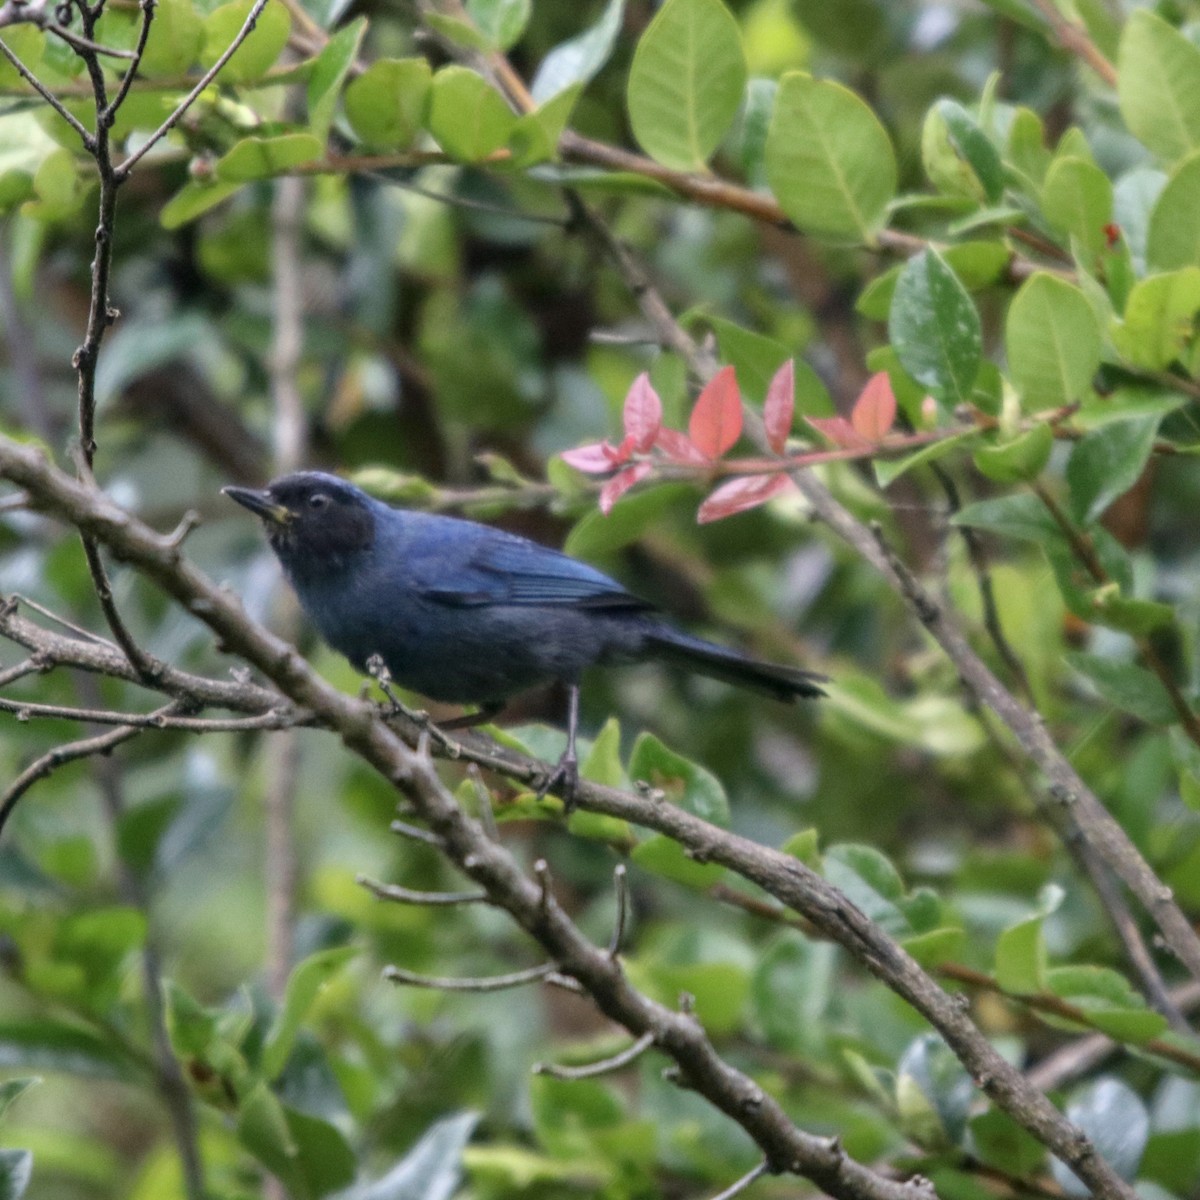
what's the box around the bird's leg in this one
[441,701,504,731]
[537,683,581,813]
[366,654,460,756]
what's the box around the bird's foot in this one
[537,751,580,813]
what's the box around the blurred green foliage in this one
[3,0,1200,1197]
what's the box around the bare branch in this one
[357,874,487,906]
[533,1031,655,1080]
[709,1161,769,1200]
[384,961,560,992]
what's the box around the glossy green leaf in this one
[970,1109,1046,1176]
[897,1033,973,1147]
[1066,653,1178,725]
[626,0,746,170]
[973,423,1053,483]
[138,0,205,76]
[951,492,1061,546]
[1147,151,1200,271]
[508,84,580,167]
[0,1080,36,1124]
[888,248,981,405]
[530,0,624,102]
[336,1112,478,1200]
[1053,1080,1148,1196]
[0,1020,130,1080]
[1041,156,1113,264]
[201,0,290,83]
[751,933,835,1053]
[216,134,322,182]
[428,66,518,162]
[994,914,1046,994]
[1117,10,1200,164]
[466,0,531,50]
[765,72,897,240]
[1006,273,1101,409]
[307,17,366,140]
[344,58,432,150]
[0,1150,31,1200]
[630,834,726,888]
[159,179,244,229]
[921,99,1003,202]
[262,945,358,1079]
[628,731,729,826]
[1066,414,1162,525]
[1112,268,1200,369]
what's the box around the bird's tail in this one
[645,627,826,702]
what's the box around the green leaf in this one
[995,914,1047,993]
[1006,273,1102,409]
[630,835,726,888]
[428,66,518,162]
[1117,10,1200,164]
[1066,414,1162,525]
[1041,156,1113,264]
[626,0,746,171]
[888,248,981,406]
[951,492,1062,545]
[645,962,748,1034]
[858,242,1008,320]
[201,0,290,83]
[344,58,432,150]
[262,945,359,1079]
[970,1109,1046,1176]
[159,179,244,229]
[508,84,580,167]
[138,0,205,76]
[751,933,835,1053]
[973,423,1053,483]
[336,1112,478,1200]
[897,1033,973,1147]
[1065,653,1178,725]
[1112,268,1200,368]
[466,0,531,50]
[921,99,1003,202]
[1046,966,1169,1042]
[1006,106,1050,188]
[874,431,977,488]
[1053,1080,1148,1195]
[1147,151,1200,271]
[0,1150,31,1200]
[628,732,729,826]
[765,72,897,241]
[0,1020,130,1080]
[824,843,907,934]
[581,717,625,789]
[530,0,624,103]
[216,134,322,182]
[307,17,366,141]
[0,1079,36,1124]
[901,926,966,968]
[563,483,693,557]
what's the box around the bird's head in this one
[223,472,376,572]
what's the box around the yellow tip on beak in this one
[222,486,293,526]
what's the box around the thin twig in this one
[384,961,559,992]
[357,874,487,906]
[1026,0,1118,85]
[0,694,301,731]
[533,1031,655,1080]
[709,1161,769,1200]
[0,34,93,147]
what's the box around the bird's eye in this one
[308,493,330,510]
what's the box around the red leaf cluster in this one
[562,360,808,523]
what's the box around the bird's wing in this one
[414,529,655,612]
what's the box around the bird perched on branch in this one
[224,472,825,805]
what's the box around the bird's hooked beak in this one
[222,486,293,526]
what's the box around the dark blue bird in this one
[224,471,824,802]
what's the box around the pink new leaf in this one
[697,473,796,524]
[599,461,652,514]
[561,442,619,474]
[764,359,795,454]
[807,416,873,450]
[851,372,897,443]
[623,372,662,453]
[655,427,712,465]
[688,365,742,459]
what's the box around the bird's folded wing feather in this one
[413,533,654,612]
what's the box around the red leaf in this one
[599,462,652,514]
[561,442,619,473]
[688,366,742,459]
[850,372,897,443]
[697,473,796,524]
[655,427,712,465]
[807,416,873,449]
[623,372,662,453]
[764,359,795,454]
